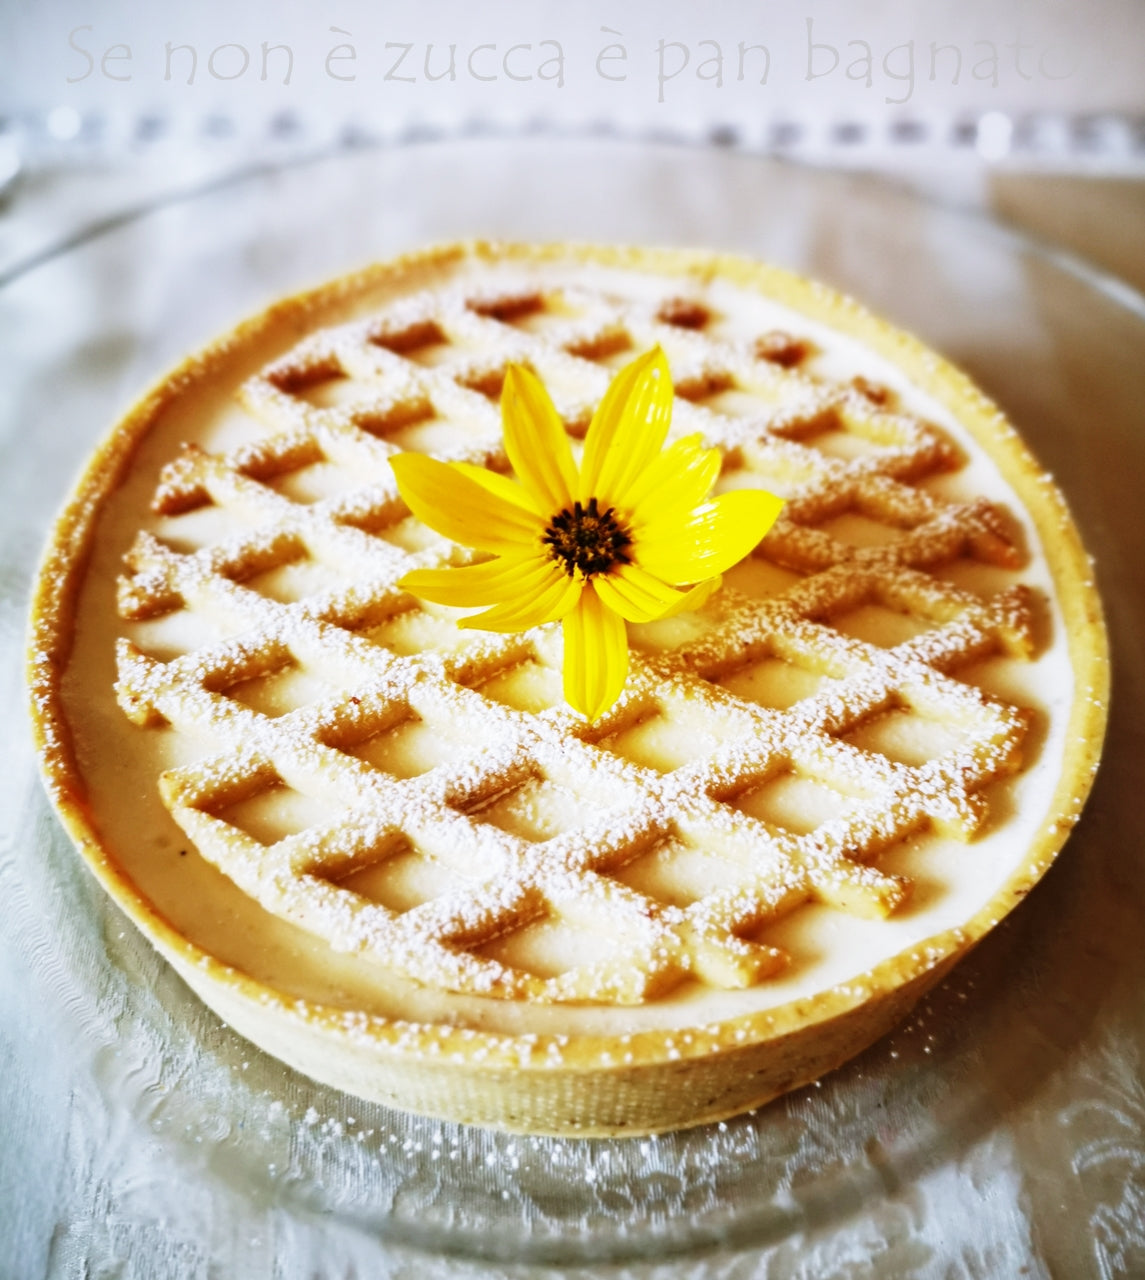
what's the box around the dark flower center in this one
[542,498,633,578]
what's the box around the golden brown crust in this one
[27,241,1109,1135]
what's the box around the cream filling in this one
[61,257,1073,1038]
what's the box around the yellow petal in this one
[658,575,722,618]
[501,364,577,512]
[578,348,674,511]
[399,555,546,608]
[635,489,785,584]
[625,433,721,525]
[592,562,694,624]
[562,588,628,721]
[459,561,582,632]
[391,453,543,555]
[451,461,544,517]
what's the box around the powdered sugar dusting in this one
[113,266,1048,1012]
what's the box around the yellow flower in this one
[391,347,784,720]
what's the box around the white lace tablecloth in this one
[2,138,1143,1279]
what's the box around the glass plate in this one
[2,138,1142,1275]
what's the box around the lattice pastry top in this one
[31,243,1107,1133]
